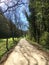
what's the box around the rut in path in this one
[2,38,49,65]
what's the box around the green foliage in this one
[0,13,25,59]
[0,14,24,38]
[45,33,49,49]
[27,0,49,49]
[40,32,49,49]
[0,38,19,59]
[40,32,48,45]
[0,14,11,38]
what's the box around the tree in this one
[0,0,30,50]
[0,0,30,30]
[0,13,25,50]
[27,0,49,49]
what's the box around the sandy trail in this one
[2,38,49,65]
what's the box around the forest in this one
[27,0,49,49]
[0,0,49,64]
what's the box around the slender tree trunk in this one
[12,37,15,44]
[6,38,9,51]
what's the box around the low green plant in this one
[0,38,19,59]
[40,32,49,49]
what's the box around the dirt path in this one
[2,38,49,65]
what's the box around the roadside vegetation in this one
[26,0,49,50]
[0,38,20,60]
[0,0,49,61]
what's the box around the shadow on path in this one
[0,38,49,65]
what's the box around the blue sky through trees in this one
[0,0,30,31]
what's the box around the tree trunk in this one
[12,37,15,44]
[6,38,9,51]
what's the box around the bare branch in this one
[0,0,28,13]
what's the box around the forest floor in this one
[0,38,49,65]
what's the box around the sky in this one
[0,0,30,31]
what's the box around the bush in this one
[46,33,49,49]
[40,32,49,49]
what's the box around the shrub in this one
[40,32,49,49]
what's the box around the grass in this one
[0,38,20,60]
